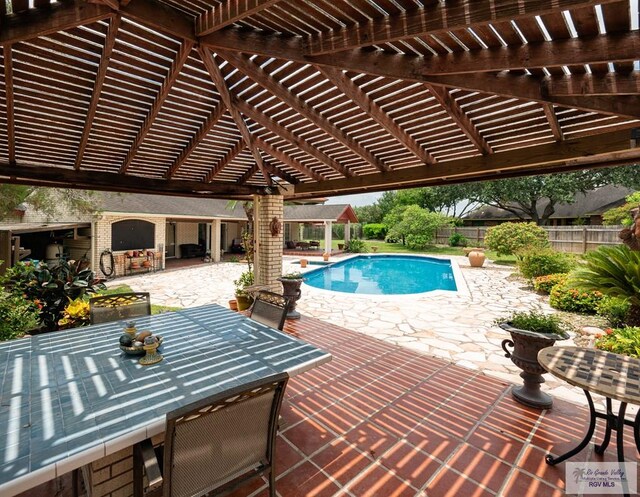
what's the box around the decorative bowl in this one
[120,335,163,355]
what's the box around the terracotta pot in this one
[228,299,238,311]
[322,253,330,261]
[468,250,486,267]
[500,323,569,409]
[300,259,308,268]
[142,260,151,268]
[130,261,140,269]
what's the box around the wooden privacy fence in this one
[435,226,624,254]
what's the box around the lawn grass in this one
[317,238,518,266]
[101,285,181,314]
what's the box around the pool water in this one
[303,255,457,295]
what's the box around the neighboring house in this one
[1,193,357,278]
[462,185,635,226]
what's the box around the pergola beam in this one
[305,0,622,55]
[119,39,194,174]
[0,1,112,44]
[542,104,564,141]
[75,14,121,170]
[198,47,272,186]
[424,84,492,154]
[196,0,282,36]
[255,136,327,182]
[3,46,15,164]
[165,103,227,179]
[220,50,389,172]
[262,161,299,185]
[319,66,435,165]
[544,72,640,96]
[414,32,640,76]
[203,29,640,119]
[0,162,262,197]
[293,129,636,197]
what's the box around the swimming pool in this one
[303,255,458,295]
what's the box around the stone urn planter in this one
[322,252,330,261]
[235,294,253,311]
[499,320,569,409]
[278,274,303,320]
[468,250,486,267]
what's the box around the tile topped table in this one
[0,304,331,497]
[539,347,640,468]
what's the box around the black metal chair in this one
[89,292,151,324]
[133,373,289,497]
[249,291,290,331]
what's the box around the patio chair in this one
[89,292,151,324]
[133,372,289,497]
[249,291,290,331]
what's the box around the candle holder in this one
[124,321,137,338]
[139,339,163,366]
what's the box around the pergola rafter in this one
[197,46,272,186]
[75,14,120,170]
[318,66,435,165]
[0,0,636,200]
[2,45,15,164]
[304,0,622,55]
[119,39,194,174]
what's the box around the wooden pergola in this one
[0,0,639,201]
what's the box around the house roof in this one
[96,193,356,223]
[1,1,639,202]
[464,185,635,221]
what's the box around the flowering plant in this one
[595,326,640,358]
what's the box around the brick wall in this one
[254,195,283,292]
[94,216,166,279]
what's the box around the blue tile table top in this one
[0,304,331,496]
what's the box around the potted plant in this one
[497,311,570,409]
[234,270,254,311]
[278,272,304,320]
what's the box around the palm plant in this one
[569,245,640,326]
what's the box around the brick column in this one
[253,194,283,292]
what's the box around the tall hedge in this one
[363,223,388,240]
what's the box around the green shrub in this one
[497,310,569,336]
[0,289,39,341]
[362,223,387,240]
[595,326,640,358]
[448,232,468,247]
[533,273,568,294]
[569,245,640,326]
[384,235,398,243]
[4,260,104,331]
[549,282,604,314]
[517,249,575,280]
[596,297,631,328]
[346,239,368,253]
[484,222,549,257]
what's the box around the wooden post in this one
[0,231,12,275]
[582,227,588,254]
[12,236,20,265]
[477,227,481,244]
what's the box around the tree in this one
[602,191,640,226]
[465,165,640,225]
[0,185,96,221]
[385,205,451,250]
[354,204,383,224]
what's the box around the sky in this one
[324,192,383,207]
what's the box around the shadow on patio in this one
[256,317,637,497]
[20,316,639,497]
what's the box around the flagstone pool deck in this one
[114,253,598,408]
